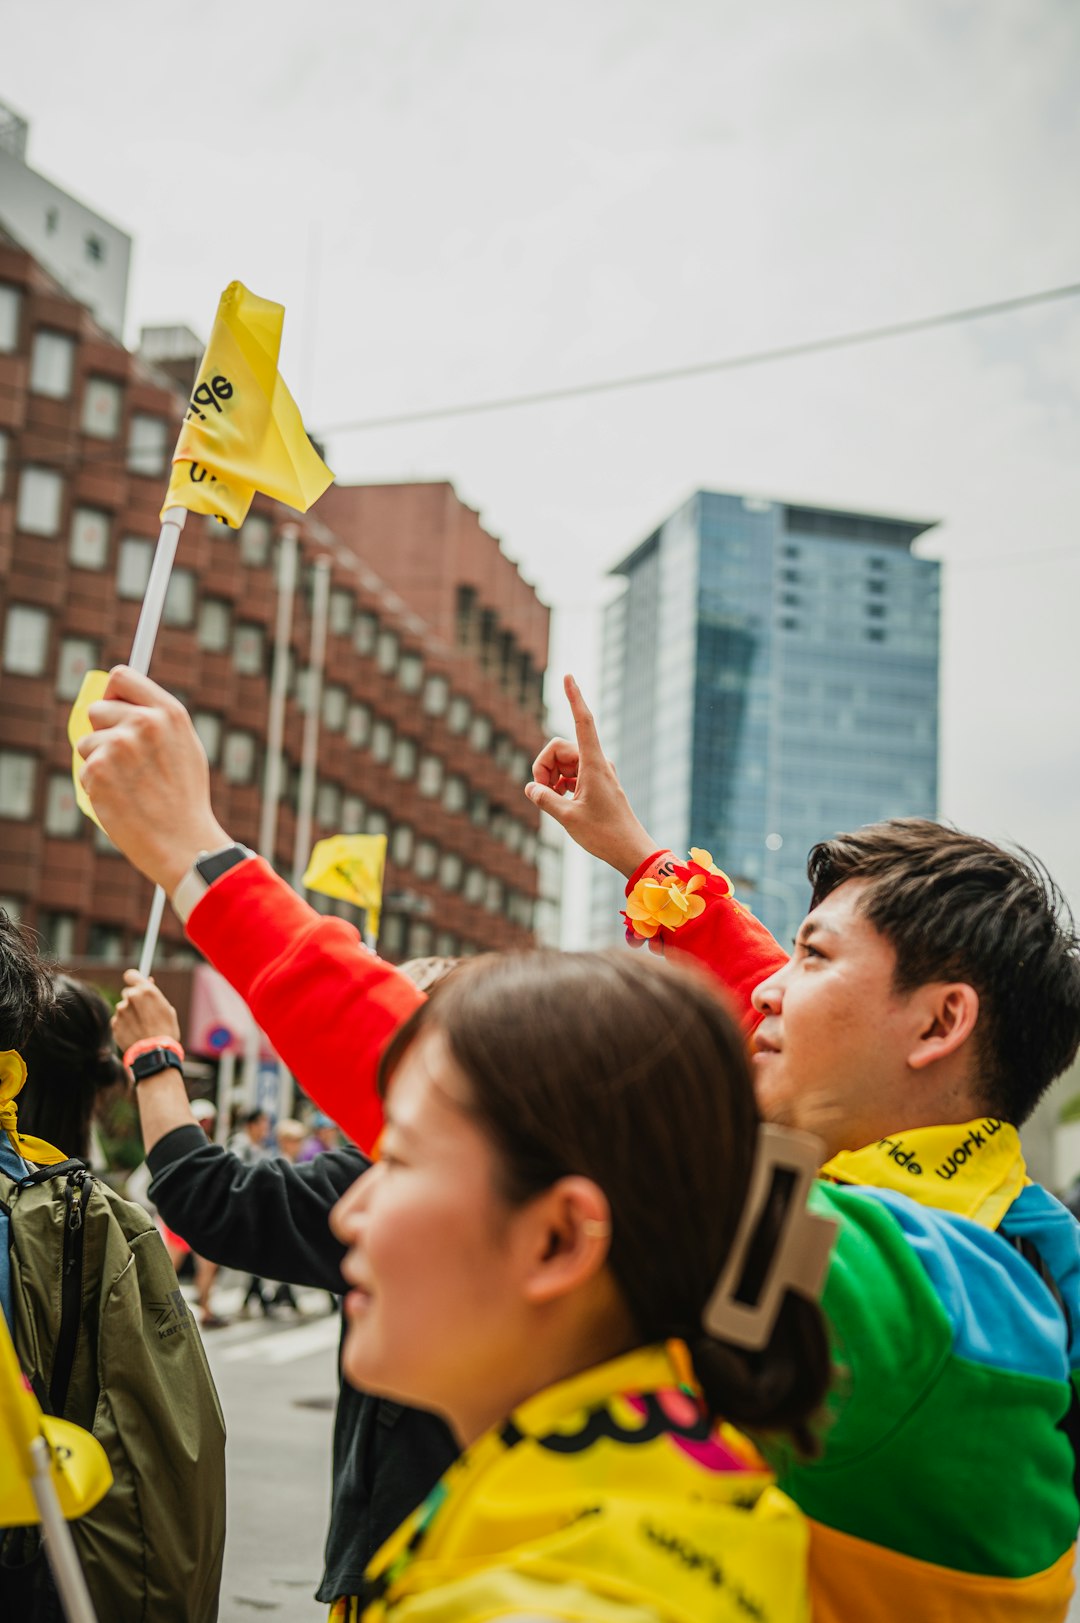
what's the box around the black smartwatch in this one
[171,842,255,923]
[131,1048,185,1083]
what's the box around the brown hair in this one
[380,949,830,1452]
[808,819,1080,1124]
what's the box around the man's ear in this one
[907,983,980,1072]
[520,1177,612,1307]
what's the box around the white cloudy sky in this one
[7,0,1080,936]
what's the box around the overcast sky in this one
[7,0,1080,938]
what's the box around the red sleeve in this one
[185,858,420,1152]
[624,851,789,1031]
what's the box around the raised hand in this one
[524,676,659,878]
[75,666,231,895]
[113,969,183,1053]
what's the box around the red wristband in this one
[123,1035,185,1070]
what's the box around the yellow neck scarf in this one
[0,1050,68,1168]
[821,1118,1027,1231]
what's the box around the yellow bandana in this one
[360,1345,809,1623]
[821,1118,1027,1231]
[0,1050,67,1168]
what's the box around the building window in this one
[197,597,231,652]
[456,585,476,647]
[329,589,354,636]
[422,674,449,716]
[867,628,886,643]
[510,749,529,782]
[376,629,399,675]
[415,840,438,880]
[470,791,489,828]
[163,568,196,626]
[17,466,64,535]
[3,604,50,676]
[192,711,222,765]
[0,283,21,352]
[353,612,377,656]
[867,603,886,619]
[87,924,124,964]
[80,376,123,439]
[439,851,463,892]
[406,921,433,958]
[346,703,372,748]
[399,652,423,694]
[56,635,97,699]
[0,430,7,498]
[390,824,414,867]
[469,713,493,753]
[29,329,76,398]
[93,824,117,855]
[322,685,347,732]
[418,754,444,798]
[485,876,504,913]
[392,738,418,780]
[233,623,265,676]
[239,513,271,566]
[316,782,342,826]
[39,911,76,960]
[117,537,153,598]
[342,793,365,833]
[44,773,81,837]
[127,414,169,476]
[464,866,485,905]
[365,809,389,839]
[0,897,21,923]
[223,730,256,783]
[380,914,405,956]
[371,720,394,764]
[69,506,110,569]
[869,557,887,572]
[503,818,523,853]
[434,930,458,958]
[522,831,538,864]
[443,774,467,814]
[447,694,471,735]
[0,751,36,818]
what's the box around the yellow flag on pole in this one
[160,281,333,529]
[302,834,387,940]
[67,668,110,831]
[0,1311,112,1528]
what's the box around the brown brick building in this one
[0,231,552,1031]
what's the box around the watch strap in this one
[172,843,254,924]
[131,1048,185,1083]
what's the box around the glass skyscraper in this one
[589,490,940,946]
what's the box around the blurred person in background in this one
[300,1109,340,1160]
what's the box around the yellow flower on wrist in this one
[624,873,707,939]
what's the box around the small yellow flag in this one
[161,281,333,529]
[302,835,387,940]
[0,1310,112,1527]
[67,668,110,830]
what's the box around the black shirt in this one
[147,1127,458,1603]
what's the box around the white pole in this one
[130,504,188,977]
[258,525,299,862]
[291,557,331,890]
[215,1050,236,1144]
[29,1436,100,1623]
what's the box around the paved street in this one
[194,1277,340,1621]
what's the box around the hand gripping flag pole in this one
[69,282,333,974]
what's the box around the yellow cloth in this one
[67,668,110,830]
[303,835,387,939]
[821,1118,1027,1231]
[0,1051,66,1168]
[360,1345,810,1623]
[0,1288,112,1526]
[161,280,333,529]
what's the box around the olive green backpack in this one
[0,1158,226,1622]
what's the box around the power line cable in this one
[318,279,1080,436]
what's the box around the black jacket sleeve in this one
[146,1126,367,1292]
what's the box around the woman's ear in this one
[520,1176,612,1306]
[907,983,980,1072]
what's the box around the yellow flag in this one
[0,1311,112,1527]
[67,668,110,830]
[303,835,387,939]
[160,281,333,529]
[0,1050,67,1167]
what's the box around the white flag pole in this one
[129,504,188,977]
[29,1436,100,1623]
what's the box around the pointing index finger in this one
[564,674,605,766]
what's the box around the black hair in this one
[19,974,126,1160]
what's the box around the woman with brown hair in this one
[331,948,835,1623]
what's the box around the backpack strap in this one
[1005,1231,1080,1500]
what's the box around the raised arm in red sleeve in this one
[185,857,420,1152]
[622,850,789,1032]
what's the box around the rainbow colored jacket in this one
[622,851,1080,1623]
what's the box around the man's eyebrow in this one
[797,918,839,942]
